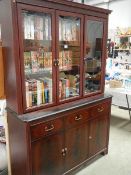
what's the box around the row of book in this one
[24,51,52,74]
[59,76,79,100]
[25,78,52,108]
[59,18,80,41]
[23,12,80,41]
[23,13,51,40]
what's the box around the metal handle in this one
[97,107,104,113]
[75,115,82,121]
[89,136,92,139]
[65,147,67,152]
[45,124,54,132]
[61,149,65,155]
[54,59,59,66]
[61,148,67,157]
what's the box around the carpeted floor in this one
[76,105,131,175]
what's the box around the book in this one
[31,79,37,106]
[44,77,52,103]
[48,15,52,40]
[24,14,34,39]
[37,80,42,105]
[41,81,45,104]
[24,52,31,74]
[60,78,70,99]
[40,77,52,103]
[59,80,62,99]
[34,15,44,40]
[45,16,49,40]
[37,52,44,71]
[25,81,30,108]
[31,51,39,73]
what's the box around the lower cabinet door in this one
[31,133,64,175]
[89,115,109,157]
[64,123,89,171]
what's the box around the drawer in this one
[65,109,89,128]
[90,101,110,118]
[31,118,63,140]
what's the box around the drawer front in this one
[31,118,63,140]
[90,101,110,118]
[65,109,89,128]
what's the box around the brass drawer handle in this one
[97,107,104,112]
[75,115,82,121]
[45,124,54,132]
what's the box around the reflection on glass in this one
[22,11,53,108]
[84,20,103,94]
[59,16,80,101]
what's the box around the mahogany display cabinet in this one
[0,0,112,174]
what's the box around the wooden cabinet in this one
[0,0,112,175]
[88,101,110,156]
[65,123,89,171]
[89,114,109,156]
[7,97,111,175]
[26,98,111,175]
[0,0,111,114]
[32,133,64,175]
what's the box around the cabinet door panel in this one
[31,133,64,175]
[65,124,89,171]
[89,116,108,157]
[56,11,83,103]
[84,17,105,95]
[17,4,56,112]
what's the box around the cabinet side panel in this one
[7,112,30,175]
[0,0,23,114]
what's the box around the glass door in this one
[18,5,56,111]
[84,17,104,95]
[57,11,83,102]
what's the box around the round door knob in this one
[89,136,92,139]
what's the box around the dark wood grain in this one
[65,123,89,171]
[1,1,112,174]
[32,133,64,175]
[0,0,23,114]
[7,111,30,175]
[89,115,109,157]
[31,117,63,140]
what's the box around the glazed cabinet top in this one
[0,0,111,114]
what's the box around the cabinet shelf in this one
[59,65,79,72]
[25,68,52,76]
[24,39,52,51]
[59,40,80,47]
[114,48,131,51]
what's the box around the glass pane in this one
[22,10,53,108]
[84,20,103,94]
[59,15,81,101]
